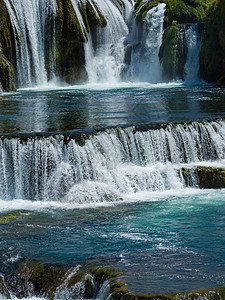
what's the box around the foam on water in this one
[0,120,225,207]
[0,186,224,212]
[18,81,184,93]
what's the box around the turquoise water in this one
[1,189,225,294]
[0,83,225,296]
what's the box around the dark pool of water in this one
[0,83,225,134]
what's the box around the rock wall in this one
[199,0,225,86]
[0,50,15,91]
[0,0,15,91]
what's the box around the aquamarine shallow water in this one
[1,83,225,295]
[1,189,225,294]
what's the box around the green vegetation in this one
[182,166,225,189]
[0,0,16,91]
[0,51,15,92]
[199,0,225,85]
[1,262,225,299]
[134,0,164,23]
[134,0,214,25]
[164,0,214,27]
[0,0,13,52]
[159,22,187,80]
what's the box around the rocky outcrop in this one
[45,0,109,84]
[50,0,88,84]
[0,50,15,92]
[163,0,212,27]
[199,0,225,86]
[0,0,15,91]
[196,166,225,189]
[159,22,187,81]
[182,166,225,189]
[134,0,163,23]
[1,262,225,300]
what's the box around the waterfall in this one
[70,0,88,40]
[184,24,201,82]
[85,0,133,84]
[3,0,58,87]
[2,0,205,87]
[0,120,225,203]
[127,3,166,83]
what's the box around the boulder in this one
[181,166,225,189]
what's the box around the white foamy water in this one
[0,120,225,209]
[2,0,202,89]
[85,0,133,83]
[127,3,166,82]
[3,0,58,87]
[184,24,201,82]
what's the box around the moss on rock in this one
[0,0,13,53]
[199,0,225,85]
[196,166,225,189]
[164,0,213,27]
[134,0,164,23]
[17,262,67,299]
[52,0,110,84]
[52,0,88,84]
[0,50,15,92]
[0,0,16,91]
[159,22,188,80]
[86,0,107,27]
[182,166,225,189]
[1,262,225,299]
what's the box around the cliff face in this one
[0,50,15,92]
[158,0,213,81]
[199,0,225,86]
[0,0,15,91]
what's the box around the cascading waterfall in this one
[126,3,166,82]
[1,120,225,203]
[3,0,58,87]
[2,0,203,87]
[184,24,201,82]
[84,0,133,83]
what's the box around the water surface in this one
[0,83,225,134]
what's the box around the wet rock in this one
[159,22,188,81]
[0,0,16,91]
[199,0,225,85]
[196,166,225,189]
[163,0,212,27]
[181,166,225,189]
[0,50,16,92]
